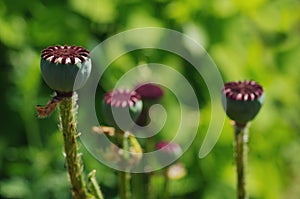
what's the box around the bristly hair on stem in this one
[58,92,90,199]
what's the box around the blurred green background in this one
[1,0,300,198]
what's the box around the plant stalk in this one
[118,171,131,199]
[88,170,104,199]
[234,123,249,199]
[162,168,170,199]
[132,173,147,199]
[59,93,89,199]
[118,131,131,199]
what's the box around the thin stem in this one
[128,134,145,199]
[88,170,104,199]
[134,103,156,199]
[118,171,131,199]
[234,123,249,199]
[132,173,148,199]
[131,138,152,199]
[59,93,89,199]
[118,131,131,199]
[162,168,170,199]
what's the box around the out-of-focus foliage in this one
[1,0,300,198]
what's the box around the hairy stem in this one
[59,94,89,199]
[234,123,249,199]
[88,170,104,199]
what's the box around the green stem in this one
[127,134,145,199]
[59,94,89,199]
[118,171,131,199]
[234,123,249,199]
[162,168,170,199]
[118,132,131,199]
[132,173,150,199]
[88,170,104,199]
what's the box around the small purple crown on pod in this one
[102,89,143,130]
[41,45,90,64]
[104,89,141,108]
[223,80,263,101]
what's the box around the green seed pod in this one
[222,80,264,124]
[40,45,91,93]
[101,89,143,130]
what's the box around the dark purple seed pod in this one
[101,89,143,130]
[134,83,164,126]
[135,83,164,100]
[222,80,264,124]
[40,45,91,93]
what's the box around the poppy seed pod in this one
[135,83,164,100]
[101,89,143,130]
[134,83,164,126]
[40,45,91,93]
[222,80,264,124]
